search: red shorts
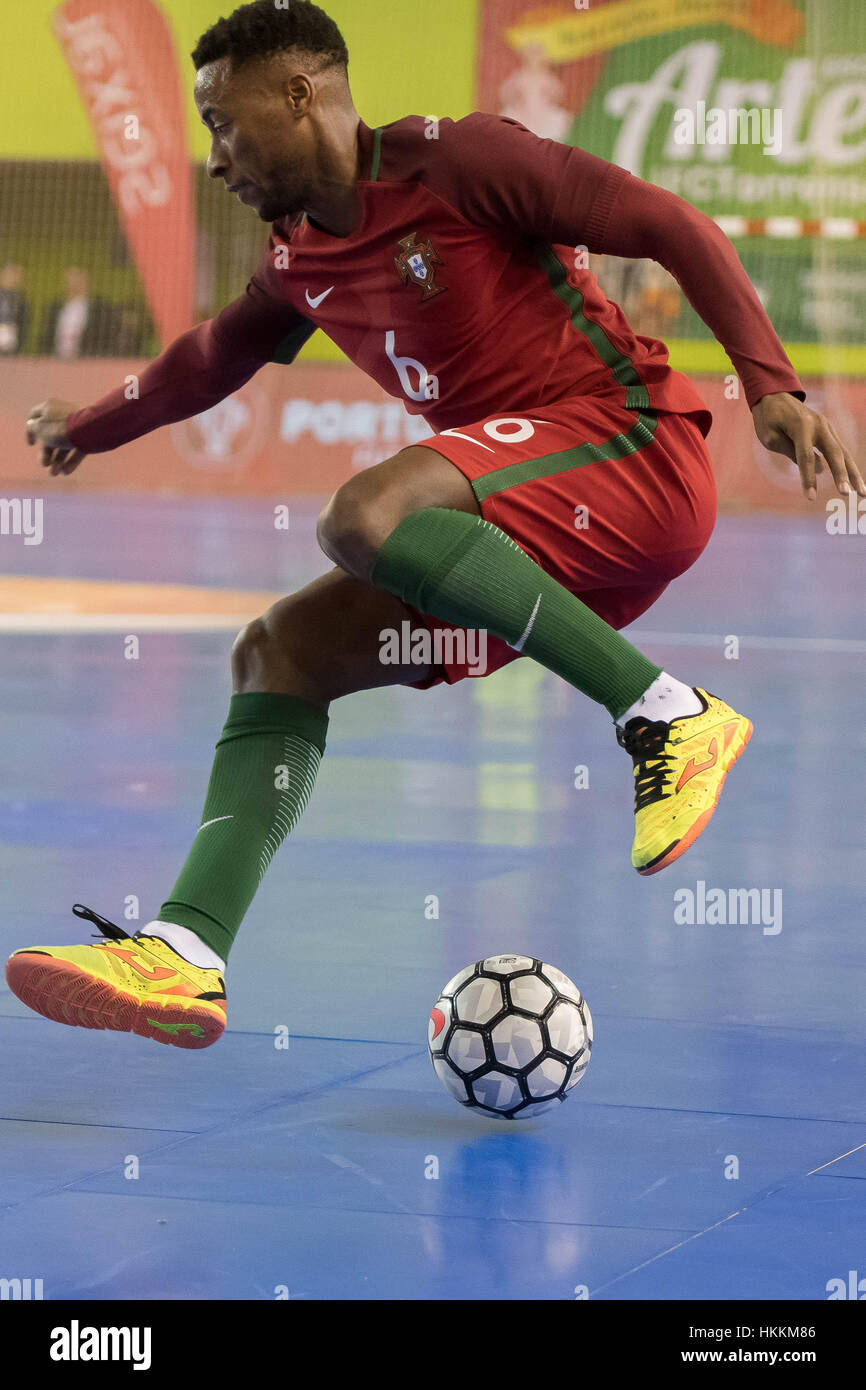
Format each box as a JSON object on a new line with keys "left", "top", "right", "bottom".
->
{"left": 403, "top": 397, "right": 716, "bottom": 687}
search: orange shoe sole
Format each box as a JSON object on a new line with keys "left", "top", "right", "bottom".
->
{"left": 636, "top": 717, "right": 754, "bottom": 877}
{"left": 5, "top": 953, "right": 225, "bottom": 1050}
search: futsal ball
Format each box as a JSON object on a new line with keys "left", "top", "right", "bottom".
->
{"left": 428, "top": 954, "right": 592, "bottom": 1120}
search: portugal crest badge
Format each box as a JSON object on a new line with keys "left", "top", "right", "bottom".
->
{"left": 394, "top": 232, "right": 446, "bottom": 302}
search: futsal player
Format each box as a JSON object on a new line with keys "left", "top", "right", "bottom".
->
{"left": 8, "top": 1, "right": 863, "bottom": 1048}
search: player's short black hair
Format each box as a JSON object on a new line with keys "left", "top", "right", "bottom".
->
{"left": 192, "top": 0, "right": 349, "bottom": 75}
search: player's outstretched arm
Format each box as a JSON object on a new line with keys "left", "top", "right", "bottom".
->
{"left": 26, "top": 268, "right": 314, "bottom": 478}
{"left": 422, "top": 116, "right": 862, "bottom": 505}
{"left": 592, "top": 175, "right": 863, "bottom": 501}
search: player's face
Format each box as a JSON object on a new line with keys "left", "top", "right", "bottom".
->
{"left": 195, "top": 58, "right": 316, "bottom": 223}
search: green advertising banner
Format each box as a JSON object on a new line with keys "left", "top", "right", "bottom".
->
{"left": 478, "top": 0, "right": 866, "bottom": 367}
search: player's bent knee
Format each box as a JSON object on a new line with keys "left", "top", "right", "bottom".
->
{"left": 316, "top": 482, "right": 375, "bottom": 577}
{"left": 232, "top": 597, "right": 349, "bottom": 698}
{"left": 317, "top": 446, "right": 478, "bottom": 578}
{"left": 317, "top": 470, "right": 409, "bottom": 578}
{"left": 233, "top": 608, "right": 314, "bottom": 682}
{"left": 231, "top": 616, "right": 271, "bottom": 685}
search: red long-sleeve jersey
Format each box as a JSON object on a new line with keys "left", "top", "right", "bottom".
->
{"left": 66, "top": 111, "right": 804, "bottom": 453}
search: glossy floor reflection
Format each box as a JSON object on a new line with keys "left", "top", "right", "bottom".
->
{"left": 1, "top": 497, "right": 864, "bottom": 1300}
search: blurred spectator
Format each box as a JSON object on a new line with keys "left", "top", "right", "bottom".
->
{"left": 589, "top": 255, "right": 683, "bottom": 338}
{"left": 113, "top": 305, "right": 149, "bottom": 356}
{"left": 633, "top": 260, "right": 682, "bottom": 338}
{"left": 39, "top": 267, "right": 115, "bottom": 358}
{"left": 589, "top": 254, "right": 642, "bottom": 320}
{"left": 0, "top": 263, "right": 30, "bottom": 354}
{"left": 499, "top": 44, "right": 572, "bottom": 142}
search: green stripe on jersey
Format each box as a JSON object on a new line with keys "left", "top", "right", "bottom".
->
{"left": 370, "top": 128, "right": 383, "bottom": 182}
{"left": 472, "top": 410, "right": 658, "bottom": 502}
{"left": 272, "top": 318, "right": 318, "bottom": 364}
{"left": 539, "top": 245, "right": 651, "bottom": 410}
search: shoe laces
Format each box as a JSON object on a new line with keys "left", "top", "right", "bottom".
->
{"left": 72, "top": 903, "right": 132, "bottom": 943}
{"left": 616, "top": 719, "right": 675, "bottom": 812}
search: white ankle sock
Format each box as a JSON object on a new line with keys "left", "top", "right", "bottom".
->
{"left": 142, "top": 921, "right": 226, "bottom": 974}
{"left": 618, "top": 672, "right": 703, "bottom": 727}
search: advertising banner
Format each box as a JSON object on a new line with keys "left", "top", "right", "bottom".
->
{"left": 0, "top": 357, "right": 862, "bottom": 515}
{"left": 477, "top": 0, "right": 866, "bottom": 347}
{"left": 53, "top": 0, "right": 195, "bottom": 346}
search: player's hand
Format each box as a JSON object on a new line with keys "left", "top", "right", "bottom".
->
{"left": 751, "top": 392, "right": 864, "bottom": 503}
{"left": 26, "top": 399, "right": 87, "bottom": 476}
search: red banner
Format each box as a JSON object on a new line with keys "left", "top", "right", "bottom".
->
{"left": 53, "top": 0, "right": 195, "bottom": 346}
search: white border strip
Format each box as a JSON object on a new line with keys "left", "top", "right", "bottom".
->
{"left": 0, "top": 620, "right": 862, "bottom": 651}
{"left": 0, "top": 615, "right": 247, "bottom": 632}
{"left": 630, "top": 629, "right": 866, "bottom": 654}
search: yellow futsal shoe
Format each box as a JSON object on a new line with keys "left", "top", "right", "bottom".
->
{"left": 5, "top": 904, "right": 226, "bottom": 1049}
{"left": 617, "top": 689, "right": 753, "bottom": 876}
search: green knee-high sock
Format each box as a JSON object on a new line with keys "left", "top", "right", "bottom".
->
{"left": 371, "top": 509, "right": 660, "bottom": 720}
{"left": 156, "top": 692, "right": 328, "bottom": 961}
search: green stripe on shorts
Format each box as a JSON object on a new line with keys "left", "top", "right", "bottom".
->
{"left": 471, "top": 409, "right": 658, "bottom": 503}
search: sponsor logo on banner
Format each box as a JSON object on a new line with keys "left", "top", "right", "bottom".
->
{"left": 278, "top": 397, "right": 432, "bottom": 470}
{"left": 169, "top": 386, "right": 430, "bottom": 474}
{"left": 170, "top": 384, "right": 268, "bottom": 471}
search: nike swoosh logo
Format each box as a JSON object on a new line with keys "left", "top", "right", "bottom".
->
{"left": 510, "top": 593, "right": 542, "bottom": 652}
{"left": 305, "top": 286, "right": 334, "bottom": 308}
{"left": 195, "top": 815, "right": 234, "bottom": 836}
{"left": 675, "top": 737, "right": 719, "bottom": 792}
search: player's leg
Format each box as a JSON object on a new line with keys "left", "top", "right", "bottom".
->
{"left": 145, "top": 569, "right": 437, "bottom": 967}
{"left": 228, "top": 566, "right": 439, "bottom": 700}
{"left": 318, "top": 422, "right": 692, "bottom": 725}
{"left": 319, "top": 404, "right": 751, "bottom": 874}
{"left": 5, "top": 571, "right": 437, "bottom": 1047}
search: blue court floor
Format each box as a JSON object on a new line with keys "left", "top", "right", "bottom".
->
{"left": 1, "top": 495, "right": 864, "bottom": 1300}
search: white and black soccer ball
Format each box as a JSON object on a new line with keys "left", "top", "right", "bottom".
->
{"left": 428, "top": 954, "right": 592, "bottom": 1120}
